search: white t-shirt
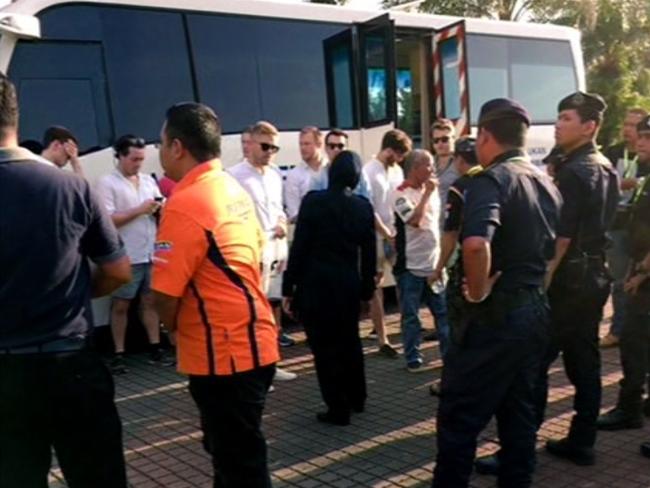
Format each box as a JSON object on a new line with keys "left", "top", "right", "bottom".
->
{"left": 392, "top": 184, "right": 441, "bottom": 276}
{"left": 96, "top": 169, "right": 161, "bottom": 264}
{"left": 363, "top": 158, "right": 404, "bottom": 234}
{"left": 284, "top": 158, "right": 328, "bottom": 221}
{"left": 228, "top": 161, "right": 287, "bottom": 234}
{"left": 228, "top": 161, "right": 288, "bottom": 300}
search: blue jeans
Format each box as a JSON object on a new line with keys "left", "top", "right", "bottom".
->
{"left": 396, "top": 271, "right": 450, "bottom": 365}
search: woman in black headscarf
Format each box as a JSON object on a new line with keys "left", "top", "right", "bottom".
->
{"left": 282, "top": 151, "right": 377, "bottom": 426}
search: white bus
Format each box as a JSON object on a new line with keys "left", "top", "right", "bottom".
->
{"left": 0, "top": 0, "right": 584, "bottom": 185}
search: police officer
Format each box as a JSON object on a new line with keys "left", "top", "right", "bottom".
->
{"left": 538, "top": 92, "right": 619, "bottom": 465}
{"left": 432, "top": 99, "right": 562, "bottom": 488}
{"left": 597, "top": 115, "right": 650, "bottom": 431}
{"left": 0, "top": 74, "right": 131, "bottom": 487}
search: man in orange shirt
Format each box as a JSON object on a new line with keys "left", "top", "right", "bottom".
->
{"left": 152, "top": 102, "right": 279, "bottom": 487}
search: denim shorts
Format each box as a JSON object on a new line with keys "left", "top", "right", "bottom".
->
{"left": 112, "top": 263, "right": 152, "bottom": 300}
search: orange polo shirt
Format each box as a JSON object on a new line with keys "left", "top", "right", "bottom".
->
{"left": 152, "top": 160, "right": 279, "bottom": 376}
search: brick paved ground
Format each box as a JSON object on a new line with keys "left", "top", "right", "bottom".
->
{"left": 50, "top": 305, "right": 650, "bottom": 487}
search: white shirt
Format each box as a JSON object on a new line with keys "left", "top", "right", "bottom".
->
{"left": 96, "top": 169, "right": 161, "bottom": 264}
{"left": 363, "top": 158, "right": 404, "bottom": 234}
{"left": 284, "top": 158, "right": 328, "bottom": 221}
{"left": 392, "top": 184, "right": 441, "bottom": 276}
{"left": 228, "top": 161, "right": 286, "bottom": 235}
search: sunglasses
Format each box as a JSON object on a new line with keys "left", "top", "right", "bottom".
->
{"left": 259, "top": 142, "right": 280, "bottom": 153}
{"left": 433, "top": 136, "right": 451, "bottom": 144}
{"left": 327, "top": 143, "right": 345, "bottom": 150}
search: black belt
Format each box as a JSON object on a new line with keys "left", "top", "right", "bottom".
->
{"left": 0, "top": 337, "right": 87, "bottom": 355}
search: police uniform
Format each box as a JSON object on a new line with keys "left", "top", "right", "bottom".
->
{"left": 536, "top": 92, "right": 620, "bottom": 462}
{"left": 597, "top": 115, "right": 650, "bottom": 430}
{"left": 432, "top": 99, "right": 562, "bottom": 488}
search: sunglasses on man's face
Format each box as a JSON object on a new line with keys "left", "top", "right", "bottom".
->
{"left": 433, "top": 136, "right": 451, "bottom": 144}
{"left": 259, "top": 142, "right": 280, "bottom": 153}
{"left": 327, "top": 143, "right": 345, "bottom": 150}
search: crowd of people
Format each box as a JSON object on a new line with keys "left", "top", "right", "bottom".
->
{"left": 1, "top": 65, "right": 650, "bottom": 488}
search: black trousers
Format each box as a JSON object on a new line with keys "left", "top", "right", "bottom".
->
{"left": 433, "top": 294, "right": 549, "bottom": 488}
{"left": 304, "top": 302, "right": 366, "bottom": 419}
{"left": 535, "top": 279, "right": 610, "bottom": 447}
{"left": 617, "top": 297, "right": 650, "bottom": 415}
{"left": 0, "top": 351, "right": 127, "bottom": 488}
{"left": 189, "top": 365, "right": 275, "bottom": 488}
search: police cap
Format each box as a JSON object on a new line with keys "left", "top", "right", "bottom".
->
{"left": 636, "top": 115, "right": 650, "bottom": 134}
{"left": 478, "top": 98, "right": 531, "bottom": 127}
{"left": 557, "top": 91, "right": 607, "bottom": 119}
{"left": 454, "top": 137, "right": 478, "bottom": 166}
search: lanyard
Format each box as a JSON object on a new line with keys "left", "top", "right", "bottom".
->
{"left": 631, "top": 175, "right": 650, "bottom": 205}
{"left": 623, "top": 148, "right": 638, "bottom": 179}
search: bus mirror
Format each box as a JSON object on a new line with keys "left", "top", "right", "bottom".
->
{"left": 0, "top": 14, "right": 40, "bottom": 40}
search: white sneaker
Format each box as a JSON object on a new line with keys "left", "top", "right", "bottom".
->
{"left": 268, "top": 385, "right": 275, "bottom": 393}
{"left": 274, "top": 367, "right": 297, "bottom": 381}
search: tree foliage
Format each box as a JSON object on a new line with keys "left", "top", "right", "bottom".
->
{"left": 382, "top": 0, "right": 650, "bottom": 145}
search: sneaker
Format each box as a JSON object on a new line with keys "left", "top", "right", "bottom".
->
{"left": 278, "top": 333, "right": 295, "bottom": 347}
{"left": 474, "top": 452, "right": 500, "bottom": 476}
{"left": 407, "top": 362, "right": 434, "bottom": 373}
{"left": 148, "top": 348, "right": 176, "bottom": 367}
{"left": 378, "top": 344, "right": 398, "bottom": 358}
{"left": 599, "top": 333, "right": 619, "bottom": 348}
{"left": 274, "top": 367, "right": 297, "bottom": 381}
{"left": 268, "top": 385, "right": 275, "bottom": 393}
{"left": 110, "top": 354, "right": 128, "bottom": 375}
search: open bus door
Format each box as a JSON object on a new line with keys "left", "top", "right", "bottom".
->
{"left": 323, "top": 13, "right": 396, "bottom": 159}
{"left": 432, "top": 20, "right": 470, "bottom": 137}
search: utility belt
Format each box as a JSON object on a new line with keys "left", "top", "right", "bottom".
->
{"left": 554, "top": 252, "right": 609, "bottom": 292}
{"left": 452, "top": 286, "right": 545, "bottom": 346}
{"left": 0, "top": 336, "right": 87, "bottom": 355}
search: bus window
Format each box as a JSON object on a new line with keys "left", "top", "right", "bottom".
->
{"left": 440, "top": 37, "right": 461, "bottom": 120}
{"left": 467, "top": 35, "right": 577, "bottom": 124}
{"left": 9, "top": 42, "right": 111, "bottom": 151}
{"left": 188, "top": 15, "right": 342, "bottom": 132}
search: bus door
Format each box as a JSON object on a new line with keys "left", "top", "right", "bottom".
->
{"left": 431, "top": 20, "right": 470, "bottom": 140}
{"left": 324, "top": 13, "right": 396, "bottom": 160}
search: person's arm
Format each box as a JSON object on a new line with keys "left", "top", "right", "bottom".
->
{"left": 284, "top": 169, "right": 301, "bottom": 223}
{"left": 435, "top": 231, "right": 459, "bottom": 275}
{"left": 281, "top": 195, "right": 315, "bottom": 315}
{"left": 544, "top": 168, "right": 582, "bottom": 289}
{"left": 64, "top": 140, "right": 85, "bottom": 178}
{"left": 461, "top": 177, "right": 501, "bottom": 302}
{"left": 360, "top": 203, "right": 378, "bottom": 301}
{"left": 151, "top": 208, "right": 207, "bottom": 332}
{"left": 405, "top": 180, "right": 436, "bottom": 228}
{"left": 79, "top": 185, "right": 132, "bottom": 296}
{"left": 112, "top": 200, "right": 160, "bottom": 228}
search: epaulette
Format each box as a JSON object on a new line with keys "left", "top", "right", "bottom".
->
{"left": 467, "top": 166, "right": 483, "bottom": 177}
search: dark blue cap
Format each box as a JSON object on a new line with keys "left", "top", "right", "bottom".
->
{"left": 558, "top": 91, "right": 606, "bottom": 115}
{"left": 478, "top": 98, "right": 531, "bottom": 127}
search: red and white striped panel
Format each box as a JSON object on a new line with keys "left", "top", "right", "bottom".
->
{"left": 433, "top": 22, "right": 470, "bottom": 136}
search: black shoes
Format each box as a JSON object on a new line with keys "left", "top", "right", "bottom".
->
{"left": 110, "top": 354, "right": 128, "bottom": 375}
{"left": 474, "top": 453, "right": 499, "bottom": 475}
{"left": 597, "top": 408, "right": 644, "bottom": 431}
{"left": 316, "top": 411, "right": 350, "bottom": 426}
{"left": 545, "top": 438, "right": 595, "bottom": 466}
{"left": 429, "top": 380, "right": 441, "bottom": 397}
{"left": 641, "top": 441, "right": 650, "bottom": 458}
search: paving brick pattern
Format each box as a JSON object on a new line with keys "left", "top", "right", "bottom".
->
{"left": 49, "top": 305, "right": 650, "bottom": 487}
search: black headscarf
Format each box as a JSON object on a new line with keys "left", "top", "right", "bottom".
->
{"left": 328, "top": 150, "right": 361, "bottom": 193}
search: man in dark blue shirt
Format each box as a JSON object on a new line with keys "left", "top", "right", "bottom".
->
{"left": 432, "top": 98, "right": 562, "bottom": 488}
{"left": 537, "top": 92, "right": 619, "bottom": 466}
{"left": 0, "top": 74, "right": 132, "bottom": 488}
